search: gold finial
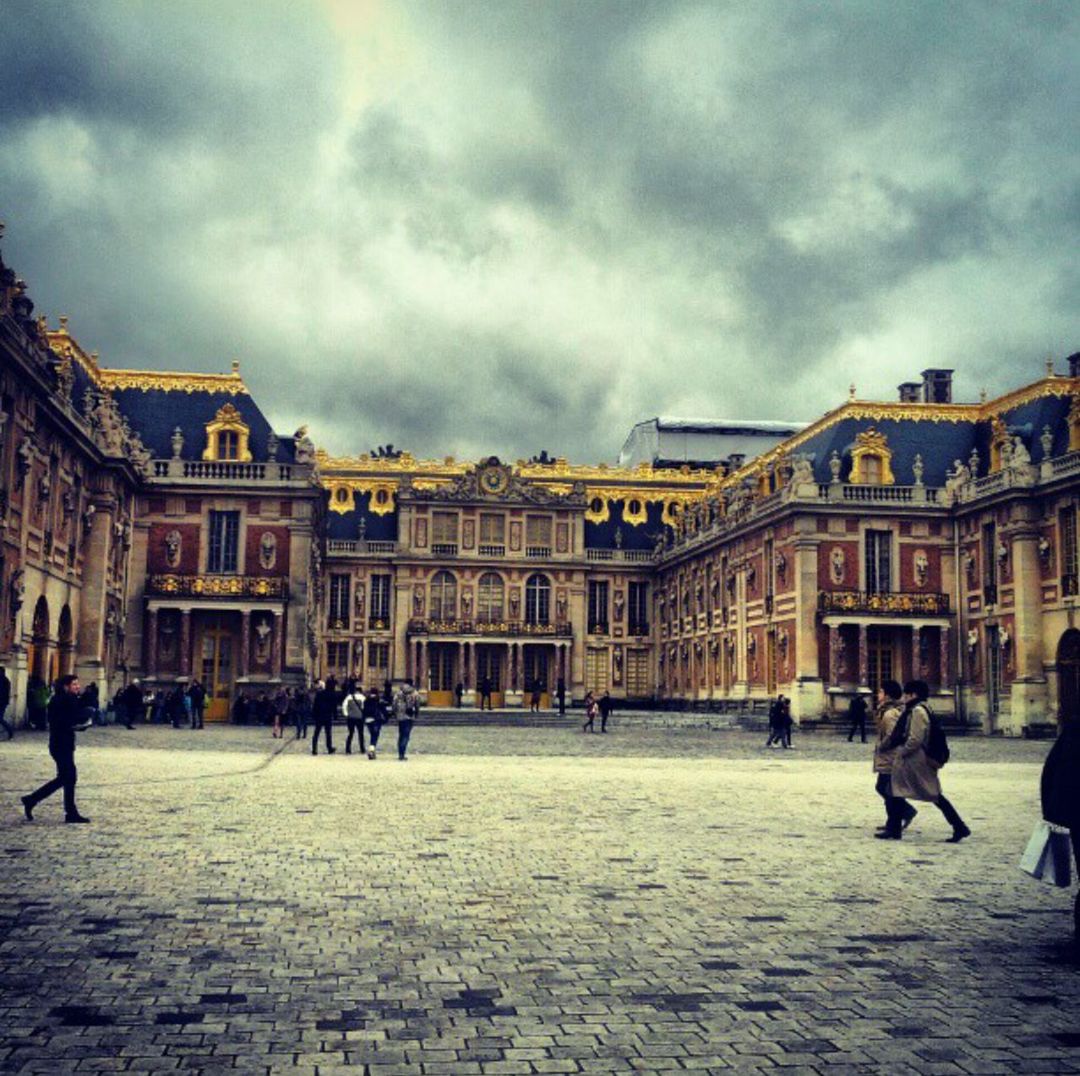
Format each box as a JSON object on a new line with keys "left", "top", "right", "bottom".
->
{"left": 849, "top": 383, "right": 856, "bottom": 401}
{"left": 980, "top": 387, "right": 987, "bottom": 404}
{"left": 58, "top": 315, "right": 69, "bottom": 332}
{"left": 231, "top": 359, "right": 240, "bottom": 376}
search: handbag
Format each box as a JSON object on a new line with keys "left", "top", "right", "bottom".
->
{"left": 1019, "top": 820, "right": 1073, "bottom": 888}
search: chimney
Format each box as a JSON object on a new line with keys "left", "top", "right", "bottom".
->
{"left": 898, "top": 382, "right": 921, "bottom": 403}
{"left": 921, "top": 368, "right": 954, "bottom": 404}
{"left": 728, "top": 453, "right": 746, "bottom": 470}
{"left": 1068, "top": 352, "right": 1080, "bottom": 379}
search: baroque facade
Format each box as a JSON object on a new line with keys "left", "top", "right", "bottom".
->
{"left": 3, "top": 232, "right": 1080, "bottom": 732}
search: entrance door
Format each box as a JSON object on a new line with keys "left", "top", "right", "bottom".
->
{"left": 866, "top": 626, "right": 894, "bottom": 697}
{"left": 586, "top": 647, "right": 609, "bottom": 694}
{"left": 626, "top": 648, "right": 650, "bottom": 698}
{"left": 197, "top": 614, "right": 238, "bottom": 721}
{"left": 522, "top": 645, "right": 550, "bottom": 708}
{"left": 427, "top": 642, "right": 456, "bottom": 707}
{"left": 765, "top": 631, "right": 777, "bottom": 695}
{"left": 1058, "top": 629, "right": 1080, "bottom": 724}
{"left": 987, "top": 626, "right": 1003, "bottom": 725}
{"left": 475, "top": 644, "right": 504, "bottom": 707}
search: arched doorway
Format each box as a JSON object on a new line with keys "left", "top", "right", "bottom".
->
{"left": 57, "top": 605, "right": 74, "bottom": 677}
{"left": 28, "top": 596, "right": 51, "bottom": 684}
{"left": 1057, "top": 629, "right": 1080, "bottom": 724}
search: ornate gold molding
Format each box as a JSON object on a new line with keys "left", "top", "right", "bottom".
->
{"left": 849, "top": 427, "right": 895, "bottom": 485}
{"left": 328, "top": 480, "right": 398, "bottom": 515}
{"left": 203, "top": 403, "right": 253, "bottom": 462}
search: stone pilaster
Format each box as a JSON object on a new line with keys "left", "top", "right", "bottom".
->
{"left": 75, "top": 481, "right": 115, "bottom": 694}
{"left": 1006, "top": 502, "right": 1050, "bottom": 731}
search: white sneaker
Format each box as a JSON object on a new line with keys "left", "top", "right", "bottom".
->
{"left": 367, "top": 747, "right": 376, "bottom": 760}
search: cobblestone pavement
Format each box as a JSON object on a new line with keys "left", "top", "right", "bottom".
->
{"left": 0, "top": 723, "right": 1077, "bottom": 1075}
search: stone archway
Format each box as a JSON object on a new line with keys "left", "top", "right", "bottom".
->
{"left": 57, "top": 604, "right": 74, "bottom": 677}
{"left": 29, "top": 596, "right": 51, "bottom": 683}
{"left": 1057, "top": 629, "right": 1080, "bottom": 724}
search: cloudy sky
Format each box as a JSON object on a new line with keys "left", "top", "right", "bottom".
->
{"left": 1, "top": 1, "right": 1078, "bottom": 463}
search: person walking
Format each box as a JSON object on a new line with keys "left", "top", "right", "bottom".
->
{"left": 778, "top": 696, "right": 794, "bottom": 748}
{"left": 271, "top": 686, "right": 289, "bottom": 739}
{"left": 394, "top": 680, "right": 420, "bottom": 760}
{"left": 765, "top": 693, "right": 785, "bottom": 748}
{"left": 189, "top": 679, "right": 206, "bottom": 729}
{"left": 344, "top": 685, "right": 367, "bottom": 754}
{"left": 119, "top": 680, "right": 142, "bottom": 729}
{"left": 871, "top": 679, "right": 917, "bottom": 836}
{"left": 310, "top": 679, "right": 337, "bottom": 755}
{"left": 846, "top": 693, "right": 869, "bottom": 743}
{"left": 291, "top": 687, "right": 311, "bottom": 740}
{"left": 582, "top": 691, "right": 598, "bottom": 733}
{"left": 556, "top": 677, "right": 566, "bottom": 716}
{"left": 21, "top": 674, "right": 91, "bottom": 823}
{"left": 1041, "top": 718, "right": 1080, "bottom": 936}
{"left": 0, "top": 667, "right": 14, "bottom": 739}
{"left": 599, "top": 691, "right": 613, "bottom": 733}
{"left": 479, "top": 675, "right": 493, "bottom": 711}
{"left": 363, "top": 686, "right": 383, "bottom": 759}
{"left": 882, "top": 680, "right": 970, "bottom": 842}
{"left": 454, "top": 681, "right": 464, "bottom": 708}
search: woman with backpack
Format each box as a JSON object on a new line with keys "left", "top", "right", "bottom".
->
{"left": 882, "top": 680, "right": 971, "bottom": 843}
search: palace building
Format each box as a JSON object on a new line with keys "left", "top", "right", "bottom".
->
{"left": 2, "top": 231, "right": 1079, "bottom": 732}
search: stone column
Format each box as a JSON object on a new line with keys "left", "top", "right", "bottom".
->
{"left": 1007, "top": 503, "right": 1050, "bottom": 730}
{"left": 828, "top": 624, "right": 841, "bottom": 688}
{"left": 912, "top": 625, "right": 922, "bottom": 681}
{"left": 270, "top": 611, "right": 282, "bottom": 679}
{"left": 75, "top": 482, "right": 116, "bottom": 693}
{"left": 145, "top": 608, "right": 158, "bottom": 678}
{"left": 790, "top": 520, "right": 823, "bottom": 720}
{"left": 239, "top": 612, "right": 250, "bottom": 679}
{"left": 857, "top": 623, "right": 869, "bottom": 689}
{"left": 179, "top": 610, "right": 191, "bottom": 678}
{"left": 939, "top": 626, "right": 950, "bottom": 691}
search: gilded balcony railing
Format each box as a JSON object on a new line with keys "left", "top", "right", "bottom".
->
{"left": 146, "top": 574, "right": 288, "bottom": 599}
{"left": 818, "top": 590, "right": 950, "bottom": 616}
{"left": 408, "top": 618, "right": 573, "bottom": 637}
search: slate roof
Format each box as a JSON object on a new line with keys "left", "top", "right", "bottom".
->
{"left": 326, "top": 499, "right": 399, "bottom": 542}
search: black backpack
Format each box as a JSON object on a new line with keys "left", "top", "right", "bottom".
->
{"left": 922, "top": 703, "right": 950, "bottom": 767}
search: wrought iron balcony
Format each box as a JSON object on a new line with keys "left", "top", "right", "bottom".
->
{"left": 408, "top": 618, "right": 573, "bottom": 637}
{"left": 146, "top": 574, "right": 288, "bottom": 600}
{"left": 818, "top": 590, "right": 950, "bottom": 617}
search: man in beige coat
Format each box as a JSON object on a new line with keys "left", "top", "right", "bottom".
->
{"left": 884, "top": 680, "right": 970, "bottom": 843}
{"left": 872, "top": 679, "right": 917, "bottom": 836}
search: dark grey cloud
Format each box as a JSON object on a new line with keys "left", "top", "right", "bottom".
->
{"left": 1, "top": 0, "right": 1078, "bottom": 463}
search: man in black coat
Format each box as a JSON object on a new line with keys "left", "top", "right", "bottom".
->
{"left": 846, "top": 693, "right": 869, "bottom": 743}
{"left": 21, "top": 674, "right": 90, "bottom": 823}
{"left": 1041, "top": 720, "right": 1080, "bottom": 935}
{"left": 310, "top": 679, "right": 337, "bottom": 755}
{"left": 0, "top": 667, "right": 12, "bottom": 739}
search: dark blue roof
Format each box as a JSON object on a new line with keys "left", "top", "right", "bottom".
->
{"left": 326, "top": 494, "right": 399, "bottom": 541}
{"left": 585, "top": 499, "right": 668, "bottom": 550}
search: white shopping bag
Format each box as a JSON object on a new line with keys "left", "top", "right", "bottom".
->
{"left": 1020, "top": 820, "right": 1073, "bottom": 888}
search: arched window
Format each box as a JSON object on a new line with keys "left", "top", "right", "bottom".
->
{"left": 477, "top": 572, "right": 504, "bottom": 623}
{"left": 429, "top": 570, "right": 457, "bottom": 622}
{"left": 525, "top": 573, "right": 551, "bottom": 625}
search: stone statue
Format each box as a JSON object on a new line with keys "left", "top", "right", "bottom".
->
{"left": 913, "top": 549, "right": 929, "bottom": 587}
{"left": 1041, "top": 425, "right": 1054, "bottom": 459}
{"left": 293, "top": 426, "right": 315, "bottom": 465}
{"left": 164, "top": 529, "right": 182, "bottom": 568}
{"left": 259, "top": 531, "right": 277, "bottom": 570}
{"left": 462, "top": 590, "right": 473, "bottom": 616}
{"left": 413, "top": 585, "right": 425, "bottom": 616}
{"left": 254, "top": 616, "right": 272, "bottom": 661}
{"left": 912, "top": 453, "right": 924, "bottom": 486}
{"left": 790, "top": 455, "right": 814, "bottom": 486}
{"left": 556, "top": 594, "right": 568, "bottom": 621}
{"left": 354, "top": 582, "right": 365, "bottom": 613}
{"left": 830, "top": 546, "right": 846, "bottom": 585}
{"left": 613, "top": 591, "right": 625, "bottom": 620}
{"left": 1010, "top": 435, "right": 1031, "bottom": 468}
{"left": 266, "top": 431, "right": 279, "bottom": 461}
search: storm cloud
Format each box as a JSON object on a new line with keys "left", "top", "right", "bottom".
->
{"left": 1, "top": 0, "right": 1077, "bottom": 462}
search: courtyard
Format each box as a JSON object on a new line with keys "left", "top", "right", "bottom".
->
{"left": 0, "top": 723, "right": 1077, "bottom": 1075}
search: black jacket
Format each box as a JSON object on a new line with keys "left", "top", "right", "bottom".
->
{"left": 48, "top": 689, "right": 85, "bottom": 754}
{"left": 1042, "top": 723, "right": 1080, "bottom": 829}
{"left": 312, "top": 687, "right": 338, "bottom": 721}
{"left": 0, "top": 674, "right": 10, "bottom": 710}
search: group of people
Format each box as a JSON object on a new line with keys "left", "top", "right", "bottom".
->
{"left": 766, "top": 695, "right": 794, "bottom": 748}
{"left": 582, "top": 690, "right": 614, "bottom": 732}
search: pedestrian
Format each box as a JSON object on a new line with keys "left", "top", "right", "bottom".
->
{"left": 883, "top": 680, "right": 970, "bottom": 842}
{"left": 479, "top": 675, "right": 493, "bottom": 711}
{"left": 582, "top": 690, "right": 597, "bottom": 733}
{"left": 871, "top": 679, "right": 917, "bottom": 836}
{"left": 1041, "top": 718, "right": 1080, "bottom": 936}
{"left": 530, "top": 678, "right": 542, "bottom": 713}
{"left": 0, "top": 666, "right": 14, "bottom": 739}
{"left": 556, "top": 676, "right": 566, "bottom": 716}
{"left": 27, "top": 675, "right": 49, "bottom": 730}
{"left": 271, "top": 686, "right": 288, "bottom": 739}
{"left": 765, "top": 693, "right": 785, "bottom": 747}
{"left": 189, "top": 679, "right": 206, "bottom": 729}
{"left": 311, "top": 679, "right": 337, "bottom": 755}
{"left": 182, "top": 686, "right": 194, "bottom": 728}
{"left": 394, "top": 679, "right": 420, "bottom": 760}
{"left": 81, "top": 682, "right": 103, "bottom": 727}
{"left": 344, "top": 684, "right": 366, "bottom": 754}
{"left": 168, "top": 687, "right": 187, "bottom": 728}
{"left": 599, "top": 690, "right": 613, "bottom": 733}
{"left": 152, "top": 689, "right": 167, "bottom": 724}
{"left": 255, "top": 692, "right": 272, "bottom": 728}
{"left": 454, "top": 681, "right": 464, "bottom": 708}
{"left": 20, "top": 674, "right": 91, "bottom": 824}
{"left": 363, "top": 686, "right": 383, "bottom": 759}
{"left": 120, "top": 680, "right": 142, "bottom": 729}
{"left": 846, "top": 693, "right": 869, "bottom": 743}
{"left": 291, "top": 687, "right": 311, "bottom": 740}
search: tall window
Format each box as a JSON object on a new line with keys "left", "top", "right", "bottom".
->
{"left": 588, "top": 580, "right": 609, "bottom": 633}
{"left": 1061, "top": 509, "right": 1078, "bottom": 597}
{"left": 628, "top": 581, "right": 649, "bottom": 635}
{"left": 982, "top": 522, "right": 998, "bottom": 604}
{"left": 369, "top": 574, "right": 391, "bottom": 627}
{"left": 763, "top": 538, "right": 775, "bottom": 613}
{"left": 479, "top": 513, "right": 505, "bottom": 546}
{"left": 477, "top": 572, "right": 504, "bottom": 622}
{"left": 864, "top": 529, "right": 892, "bottom": 594}
{"left": 216, "top": 430, "right": 240, "bottom": 461}
{"left": 207, "top": 510, "right": 240, "bottom": 574}
{"left": 367, "top": 641, "right": 389, "bottom": 673}
{"left": 526, "top": 515, "right": 552, "bottom": 554}
{"left": 525, "top": 573, "right": 551, "bottom": 625}
{"left": 328, "top": 574, "right": 351, "bottom": 630}
{"left": 429, "top": 570, "right": 457, "bottom": 621}
{"left": 326, "top": 641, "right": 350, "bottom": 675}
{"left": 432, "top": 511, "right": 458, "bottom": 544}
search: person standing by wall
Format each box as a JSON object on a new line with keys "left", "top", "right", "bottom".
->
{"left": 847, "top": 693, "right": 869, "bottom": 743}
{"left": 21, "top": 674, "right": 91, "bottom": 824}
{"left": 0, "top": 667, "right": 13, "bottom": 739}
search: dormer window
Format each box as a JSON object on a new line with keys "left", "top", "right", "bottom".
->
{"left": 202, "top": 403, "right": 253, "bottom": 463}
{"left": 849, "top": 428, "right": 895, "bottom": 485}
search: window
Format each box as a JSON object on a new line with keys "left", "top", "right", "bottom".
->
{"left": 628, "top": 581, "right": 649, "bottom": 635}
{"left": 525, "top": 573, "right": 551, "bottom": 625}
{"left": 432, "top": 511, "right": 458, "bottom": 544}
{"left": 982, "top": 522, "right": 998, "bottom": 604}
{"left": 207, "top": 510, "right": 240, "bottom": 574}
{"left": 367, "top": 641, "right": 389, "bottom": 671}
{"left": 326, "top": 641, "right": 350, "bottom": 675}
{"left": 588, "top": 580, "right": 609, "bottom": 633}
{"left": 429, "top": 570, "right": 457, "bottom": 621}
{"left": 861, "top": 455, "right": 882, "bottom": 484}
{"left": 626, "top": 648, "right": 650, "bottom": 696}
{"left": 864, "top": 529, "right": 891, "bottom": 594}
{"left": 526, "top": 515, "right": 552, "bottom": 555}
{"left": 585, "top": 647, "right": 609, "bottom": 693}
{"left": 477, "top": 572, "right": 504, "bottom": 622}
{"left": 369, "top": 574, "right": 391, "bottom": 628}
{"left": 763, "top": 538, "right": 774, "bottom": 615}
{"left": 216, "top": 430, "right": 239, "bottom": 461}
{"left": 480, "top": 513, "right": 505, "bottom": 545}
{"left": 1061, "top": 509, "right": 1078, "bottom": 597}
{"left": 328, "top": 574, "right": 350, "bottom": 630}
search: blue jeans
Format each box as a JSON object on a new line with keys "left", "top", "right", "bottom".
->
{"left": 397, "top": 719, "right": 414, "bottom": 759}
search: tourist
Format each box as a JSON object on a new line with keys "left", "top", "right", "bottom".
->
{"left": 394, "top": 679, "right": 420, "bottom": 760}
{"left": 188, "top": 679, "right": 206, "bottom": 729}
{"left": 363, "top": 686, "right": 383, "bottom": 759}
{"left": 871, "top": 679, "right": 917, "bottom": 836}
{"left": 479, "top": 675, "right": 493, "bottom": 711}
{"left": 310, "top": 679, "right": 337, "bottom": 755}
{"left": 271, "top": 686, "right": 288, "bottom": 739}
{"left": 232, "top": 691, "right": 249, "bottom": 725}
{"left": 81, "top": 682, "right": 103, "bottom": 727}
{"left": 1041, "top": 718, "right": 1080, "bottom": 935}
{"left": 344, "top": 684, "right": 366, "bottom": 754}
{"left": 846, "top": 692, "right": 869, "bottom": 743}
{"left": 885, "top": 680, "right": 970, "bottom": 842}
{"left": 530, "top": 678, "right": 542, "bottom": 713}
{"left": 291, "top": 687, "right": 311, "bottom": 740}
{"left": 779, "top": 696, "right": 794, "bottom": 749}
{"left": 20, "top": 674, "right": 91, "bottom": 824}
{"left": 0, "top": 667, "right": 12, "bottom": 739}
{"left": 599, "top": 690, "right": 613, "bottom": 733}
{"left": 454, "top": 681, "right": 464, "bottom": 708}
{"left": 765, "top": 693, "right": 785, "bottom": 748}
{"left": 582, "top": 691, "right": 598, "bottom": 732}
{"left": 556, "top": 676, "right": 566, "bottom": 715}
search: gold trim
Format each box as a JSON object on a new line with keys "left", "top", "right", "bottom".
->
{"left": 849, "top": 428, "right": 895, "bottom": 485}
{"left": 584, "top": 495, "right": 611, "bottom": 524}
{"left": 328, "top": 479, "right": 398, "bottom": 516}
{"left": 203, "top": 403, "right": 253, "bottom": 463}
